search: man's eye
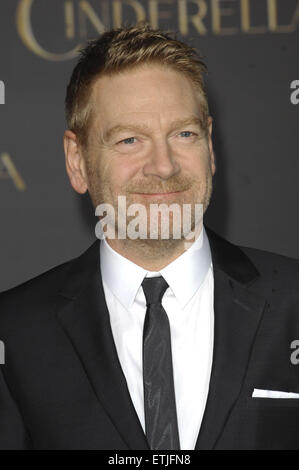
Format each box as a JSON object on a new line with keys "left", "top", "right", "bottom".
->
{"left": 179, "top": 131, "right": 195, "bottom": 138}
{"left": 118, "top": 137, "right": 137, "bottom": 145}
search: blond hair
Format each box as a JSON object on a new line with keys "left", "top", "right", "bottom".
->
{"left": 65, "top": 22, "right": 209, "bottom": 148}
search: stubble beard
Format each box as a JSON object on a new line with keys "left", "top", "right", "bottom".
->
{"left": 86, "top": 163, "right": 213, "bottom": 261}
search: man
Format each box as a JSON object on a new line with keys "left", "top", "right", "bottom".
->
{"left": 1, "top": 23, "right": 299, "bottom": 450}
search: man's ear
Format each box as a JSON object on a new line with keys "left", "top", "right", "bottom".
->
{"left": 63, "top": 130, "right": 88, "bottom": 194}
{"left": 207, "top": 116, "right": 216, "bottom": 176}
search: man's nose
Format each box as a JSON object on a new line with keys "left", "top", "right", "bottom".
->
{"left": 142, "top": 139, "right": 180, "bottom": 180}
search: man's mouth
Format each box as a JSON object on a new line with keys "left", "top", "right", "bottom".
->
{"left": 133, "top": 190, "right": 186, "bottom": 197}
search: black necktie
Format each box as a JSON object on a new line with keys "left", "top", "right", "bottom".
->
{"left": 141, "top": 275, "right": 181, "bottom": 450}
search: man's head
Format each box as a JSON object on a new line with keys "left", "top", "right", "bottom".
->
{"left": 64, "top": 23, "right": 216, "bottom": 256}
{"left": 65, "top": 23, "right": 210, "bottom": 149}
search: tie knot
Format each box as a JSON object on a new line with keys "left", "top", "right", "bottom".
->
{"left": 141, "top": 276, "right": 169, "bottom": 306}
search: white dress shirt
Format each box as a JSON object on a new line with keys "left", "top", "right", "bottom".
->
{"left": 100, "top": 226, "right": 214, "bottom": 450}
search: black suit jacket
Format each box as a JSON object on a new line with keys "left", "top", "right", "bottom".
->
{"left": 0, "top": 225, "right": 299, "bottom": 450}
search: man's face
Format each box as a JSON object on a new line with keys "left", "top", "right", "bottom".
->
{"left": 80, "top": 64, "right": 215, "bottom": 242}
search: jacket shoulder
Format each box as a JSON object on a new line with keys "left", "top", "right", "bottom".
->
{"left": 0, "top": 240, "right": 98, "bottom": 326}
{"left": 239, "top": 243, "right": 299, "bottom": 287}
{"left": 240, "top": 243, "right": 299, "bottom": 270}
{"left": 205, "top": 225, "right": 299, "bottom": 287}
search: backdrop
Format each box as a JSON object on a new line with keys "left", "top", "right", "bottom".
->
{"left": 0, "top": 0, "right": 298, "bottom": 292}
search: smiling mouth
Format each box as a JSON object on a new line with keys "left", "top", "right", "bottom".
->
{"left": 133, "top": 190, "right": 185, "bottom": 196}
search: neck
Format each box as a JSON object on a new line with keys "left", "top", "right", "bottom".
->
{"left": 105, "top": 225, "right": 202, "bottom": 271}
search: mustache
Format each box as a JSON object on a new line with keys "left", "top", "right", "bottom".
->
{"left": 124, "top": 177, "right": 195, "bottom": 194}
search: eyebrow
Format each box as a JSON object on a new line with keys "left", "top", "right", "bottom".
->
{"left": 102, "top": 116, "right": 203, "bottom": 142}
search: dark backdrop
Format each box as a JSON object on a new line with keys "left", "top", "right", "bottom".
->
{"left": 0, "top": 0, "right": 298, "bottom": 292}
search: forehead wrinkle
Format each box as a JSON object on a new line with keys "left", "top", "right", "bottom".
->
{"left": 103, "top": 114, "right": 203, "bottom": 142}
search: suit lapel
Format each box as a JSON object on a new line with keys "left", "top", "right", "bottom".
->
{"left": 53, "top": 227, "right": 268, "bottom": 451}
{"left": 195, "top": 227, "right": 268, "bottom": 449}
{"left": 55, "top": 240, "right": 149, "bottom": 450}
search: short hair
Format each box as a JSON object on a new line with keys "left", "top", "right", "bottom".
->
{"left": 65, "top": 22, "right": 209, "bottom": 148}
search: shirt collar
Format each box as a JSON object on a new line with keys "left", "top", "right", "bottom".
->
{"left": 100, "top": 225, "right": 212, "bottom": 310}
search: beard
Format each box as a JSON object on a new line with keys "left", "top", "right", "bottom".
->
{"left": 85, "top": 156, "right": 213, "bottom": 254}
